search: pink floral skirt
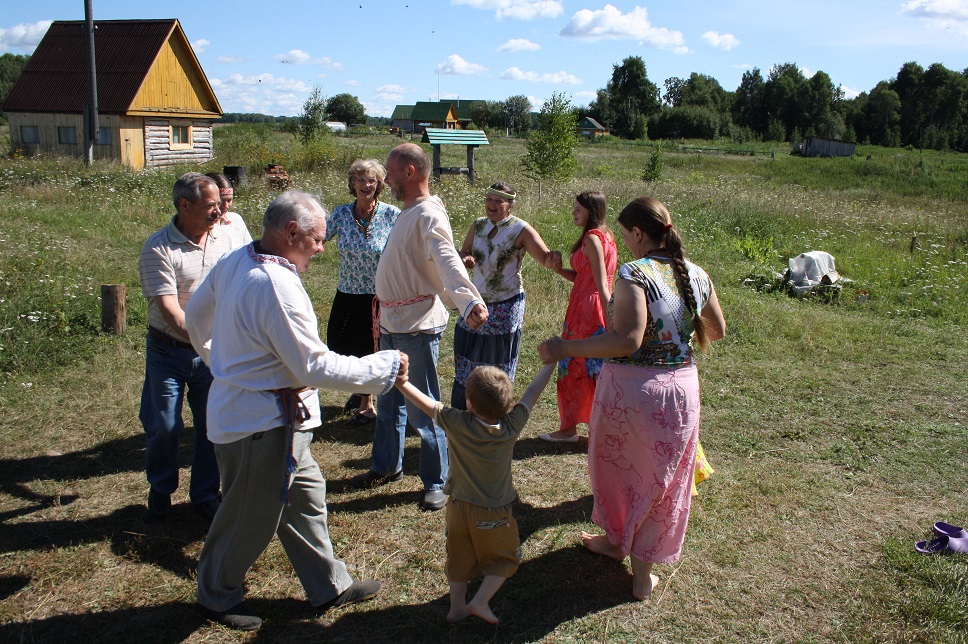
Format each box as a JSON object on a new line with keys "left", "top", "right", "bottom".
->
{"left": 588, "top": 362, "right": 700, "bottom": 563}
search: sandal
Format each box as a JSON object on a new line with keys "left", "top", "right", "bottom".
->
{"left": 343, "top": 394, "right": 362, "bottom": 414}
{"left": 915, "top": 535, "right": 968, "bottom": 554}
{"left": 347, "top": 412, "right": 376, "bottom": 427}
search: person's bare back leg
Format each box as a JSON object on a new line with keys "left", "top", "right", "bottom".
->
{"left": 630, "top": 556, "right": 659, "bottom": 600}
{"left": 447, "top": 581, "right": 470, "bottom": 623}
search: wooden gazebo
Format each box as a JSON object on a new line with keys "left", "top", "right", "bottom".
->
{"left": 420, "top": 128, "right": 489, "bottom": 185}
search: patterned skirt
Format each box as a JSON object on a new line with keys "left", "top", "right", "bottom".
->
{"left": 588, "top": 362, "right": 701, "bottom": 564}
{"left": 450, "top": 292, "right": 526, "bottom": 409}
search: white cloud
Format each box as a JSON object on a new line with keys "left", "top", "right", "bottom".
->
{"left": 559, "top": 4, "right": 687, "bottom": 51}
{"left": 452, "top": 0, "right": 564, "bottom": 20}
{"left": 573, "top": 90, "right": 597, "bottom": 102}
{"left": 699, "top": 31, "right": 739, "bottom": 50}
{"left": 903, "top": 0, "right": 968, "bottom": 34}
{"left": 274, "top": 49, "right": 343, "bottom": 69}
{"left": 375, "top": 84, "right": 407, "bottom": 102}
{"left": 217, "top": 55, "right": 248, "bottom": 64}
{"left": 344, "top": 79, "right": 363, "bottom": 87}
{"left": 501, "top": 66, "right": 581, "bottom": 84}
{"left": 498, "top": 38, "right": 541, "bottom": 52}
{"left": 191, "top": 38, "right": 210, "bottom": 53}
{"left": 0, "top": 20, "right": 52, "bottom": 52}
{"left": 841, "top": 85, "right": 861, "bottom": 99}
{"left": 437, "top": 54, "right": 487, "bottom": 75}
{"left": 210, "top": 73, "right": 314, "bottom": 115}
{"left": 903, "top": 0, "right": 968, "bottom": 21}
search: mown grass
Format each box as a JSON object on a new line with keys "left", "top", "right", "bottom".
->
{"left": 0, "top": 133, "right": 965, "bottom": 642}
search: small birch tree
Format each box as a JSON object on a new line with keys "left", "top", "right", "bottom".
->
{"left": 521, "top": 92, "right": 578, "bottom": 199}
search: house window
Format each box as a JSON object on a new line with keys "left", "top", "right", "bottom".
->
{"left": 58, "top": 126, "right": 78, "bottom": 145}
{"left": 20, "top": 126, "right": 39, "bottom": 144}
{"left": 95, "top": 127, "right": 112, "bottom": 146}
{"left": 170, "top": 124, "right": 192, "bottom": 149}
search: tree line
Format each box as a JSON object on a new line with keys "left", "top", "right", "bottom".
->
{"left": 577, "top": 56, "right": 968, "bottom": 151}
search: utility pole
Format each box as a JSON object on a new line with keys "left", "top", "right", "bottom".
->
{"left": 83, "top": 0, "right": 99, "bottom": 164}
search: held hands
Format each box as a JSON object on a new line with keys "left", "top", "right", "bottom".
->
{"left": 462, "top": 254, "right": 476, "bottom": 269}
{"left": 548, "top": 250, "right": 563, "bottom": 272}
{"left": 538, "top": 337, "right": 566, "bottom": 364}
{"left": 465, "top": 303, "right": 489, "bottom": 330}
{"left": 394, "top": 350, "right": 409, "bottom": 386}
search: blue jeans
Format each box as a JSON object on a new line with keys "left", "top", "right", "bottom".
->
{"left": 373, "top": 331, "right": 447, "bottom": 490}
{"left": 138, "top": 334, "right": 219, "bottom": 504}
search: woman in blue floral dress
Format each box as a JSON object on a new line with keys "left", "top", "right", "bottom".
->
{"left": 326, "top": 159, "right": 401, "bottom": 424}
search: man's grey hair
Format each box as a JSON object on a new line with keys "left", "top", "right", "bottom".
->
{"left": 262, "top": 190, "right": 327, "bottom": 235}
{"left": 172, "top": 172, "right": 217, "bottom": 209}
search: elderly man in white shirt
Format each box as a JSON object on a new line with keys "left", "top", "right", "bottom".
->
{"left": 350, "top": 143, "right": 487, "bottom": 511}
{"left": 185, "top": 190, "right": 408, "bottom": 632}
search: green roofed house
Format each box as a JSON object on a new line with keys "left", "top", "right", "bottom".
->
{"left": 391, "top": 99, "right": 489, "bottom": 134}
{"left": 577, "top": 116, "right": 609, "bottom": 138}
{"left": 390, "top": 104, "right": 415, "bottom": 133}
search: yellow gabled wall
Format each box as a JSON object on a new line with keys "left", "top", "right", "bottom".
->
{"left": 130, "top": 34, "right": 218, "bottom": 113}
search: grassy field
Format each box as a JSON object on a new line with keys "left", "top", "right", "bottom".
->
{"left": 0, "top": 131, "right": 966, "bottom": 642}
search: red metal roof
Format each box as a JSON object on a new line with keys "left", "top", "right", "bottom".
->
{"left": 2, "top": 19, "right": 216, "bottom": 115}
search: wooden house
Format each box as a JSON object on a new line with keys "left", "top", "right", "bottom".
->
{"left": 2, "top": 19, "right": 222, "bottom": 170}
{"left": 409, "top": 101, "right": 459, "bottom": 132}
{"left": 577, "top": 116, "right": 608, "bottom": 138}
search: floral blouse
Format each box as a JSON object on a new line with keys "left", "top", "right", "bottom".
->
{"left": 325, "top": 201, "right": 401, "bottom": 294}
{"left": 607, "top": 256, "right": 713, "bottom": 367}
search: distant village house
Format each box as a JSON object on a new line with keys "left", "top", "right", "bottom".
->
{"left": 2, "top": 19, "right": 222, "bottom": 170}
{"left": 577, "top": 116, "right": 608, "bottom": 138}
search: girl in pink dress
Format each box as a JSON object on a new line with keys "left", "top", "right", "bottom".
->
{"left": 539, "top": 196, "right": 726, "bottom": 600}
{"left": 540, "top": 191, "right": 617, "bottom": 443}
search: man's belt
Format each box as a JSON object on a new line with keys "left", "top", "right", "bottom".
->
{"left": 148, "top": 326, "right": 194, "bottom": 351}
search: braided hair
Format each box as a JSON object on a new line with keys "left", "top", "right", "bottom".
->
{"left": 617, "top": 196, "right": 710, "bottom": 352}
{"left": 570, "top": 190, "right": 609, "bottom": 256}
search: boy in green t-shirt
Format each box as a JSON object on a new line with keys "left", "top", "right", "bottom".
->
{"left": 396, "top": 362, "right": 555, "bottom": 625}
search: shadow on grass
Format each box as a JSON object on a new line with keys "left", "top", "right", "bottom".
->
{"left": 0, "top": 601, "right": 203, "bottom": 643}
{"left": 0, "top": 433, "right": 145, "bottom": 522}
{"left": 0, "top": 547, "right": 634, "bottom": 642}
{"left": 0, "top": 503, "right": 210, "bottom": 580}
{"left": 315, "top": 544, "right": 634, "bottom": 642}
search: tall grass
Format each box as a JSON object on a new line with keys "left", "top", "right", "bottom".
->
{"left": 0, "top": 132, "right": 965, "bottom": 641}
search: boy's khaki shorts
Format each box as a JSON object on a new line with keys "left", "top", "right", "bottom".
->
{"left": 445, "top": 497, "right": 521, "bottom": 581}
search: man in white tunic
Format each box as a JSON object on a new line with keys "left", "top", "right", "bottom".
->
{"left": 186, "top": 191, "right": 408, "bottom": 631}
{"left": 350, "top": 143, "right": 487, "bottom": 511}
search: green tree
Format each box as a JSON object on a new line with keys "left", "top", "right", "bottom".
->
{"left": 300, "top": 84, "right": 327, "bottom": 142}
{"left": 732, "top": 67, "right": 767, "bottom": 137}
{"left": 325, "top": 93, "right": 366, "bottom": 125}
{"left": 0, "top": 53, "right": 30, "bottom": 124}
{"left": 521, "top": 92, "right": 578, "bottom": 198}
{"left": 602, "top": 56, "right": 660, "bottom": 140}
{"left": 503, "top": 95, "right": 532, "bottom": 136}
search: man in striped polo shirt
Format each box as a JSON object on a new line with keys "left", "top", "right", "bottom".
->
{"left": 138, "top": 172, "right": 243, "bottom": 521}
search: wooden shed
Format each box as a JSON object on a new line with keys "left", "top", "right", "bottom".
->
{"left": 2, "top": 19, "right": 222, "bottom": 170}
{"left": 799, "top": 136, "right": 856, "bottom": 158}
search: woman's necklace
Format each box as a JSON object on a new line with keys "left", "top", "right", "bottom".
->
{"left": 352, "top": 200, "right": 377, "bottom": 238}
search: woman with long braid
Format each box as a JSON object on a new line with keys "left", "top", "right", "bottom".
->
{"left": 539, "top": 196, "right": 725, "bottom": 600}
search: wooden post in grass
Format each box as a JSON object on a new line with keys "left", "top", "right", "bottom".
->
{"left": 100, "top": 284, "right": 126, "bottom": 334}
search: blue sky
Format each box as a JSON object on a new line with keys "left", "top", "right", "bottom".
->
{"left": 2, "top": 1, "right": 967, "bottom": 117}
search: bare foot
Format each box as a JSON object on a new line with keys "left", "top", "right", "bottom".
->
{"left": 467, "top": 602, "right": 499, "bottom": 625}
{"left": 446, "top": 606, "right": 470, "bottom": 624}
{"left": 580, "top": 531, "right": 624, "bottom": 561}
{"left": 632, "top": 574, "right": 660, "bottom": 600}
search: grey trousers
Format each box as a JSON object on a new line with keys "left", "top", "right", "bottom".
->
{"left": 196, "top": 427, "right": 352, "bottom": 611}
